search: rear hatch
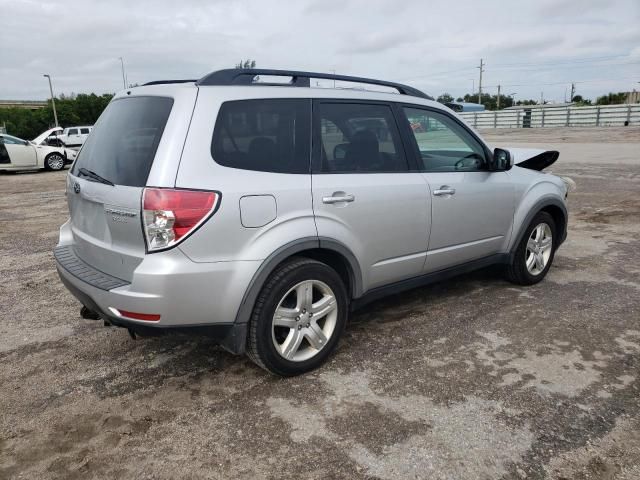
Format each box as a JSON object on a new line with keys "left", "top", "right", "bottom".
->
{"left": 67, "top": 94, "right": 178, "bottom": 281}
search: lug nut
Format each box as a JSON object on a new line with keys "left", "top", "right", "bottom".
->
{"left": 296, "top": 316, "right": 300, "bottom": 321}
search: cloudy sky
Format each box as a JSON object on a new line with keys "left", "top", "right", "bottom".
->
{"left": 1, "top": 0, "right": 639, "bottom": 102}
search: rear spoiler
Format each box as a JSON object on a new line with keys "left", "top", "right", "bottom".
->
{"left": 507, "top": 148, "right": 559, "bottom": 171}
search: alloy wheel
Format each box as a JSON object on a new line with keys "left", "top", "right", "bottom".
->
{"left": 525, "top": 222, "right": 553, "bottom": 275}
{"left": 47, "top": 154, "right": 64, "bottom": 170}
{"left": 271, "top": 279, "right": 338, "bottom": 362}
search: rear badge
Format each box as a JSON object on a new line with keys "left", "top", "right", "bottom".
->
{"left": 105, "top": 206, "right": 138, "bottom": 223}
{"left": 73, "top": 182, "right": 81, "bottom": 194}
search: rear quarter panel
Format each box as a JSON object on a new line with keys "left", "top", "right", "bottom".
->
{"left": 174, "top": 87, "right": 317, "bottom": 263}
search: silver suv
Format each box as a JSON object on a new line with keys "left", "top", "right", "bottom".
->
{"left": 55, "top": 69, "right": 569, "bottom": 376}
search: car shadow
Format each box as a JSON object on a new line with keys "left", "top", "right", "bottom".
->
{"left": 350, "top": 265, "right": 506, "bottom": 325}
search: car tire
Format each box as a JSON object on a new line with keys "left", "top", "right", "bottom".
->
{"left": 44, "top": 153, "right": 65, "bottom": 171}
{"left": 506, "top": 211, "right": 557, "bottom": 285}
{"left": 247, "top": 257, "right": 348, "bottom": 376}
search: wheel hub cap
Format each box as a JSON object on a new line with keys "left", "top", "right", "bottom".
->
{"left": 525, "top": 223, "right": 553, "bottom": 276}
{"left": 271, "top": 279, "right": 338, "bottom": 362}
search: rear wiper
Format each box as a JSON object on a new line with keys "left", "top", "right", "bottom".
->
{"left": 78, "top": 168, "right": 114, "bottom": 186}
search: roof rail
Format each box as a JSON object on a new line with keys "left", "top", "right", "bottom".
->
{"left": 196, "top": 69, "right": 433, "bottom": 100}
{"left": 143, "top": 79, "right": 197, "bottom": 86}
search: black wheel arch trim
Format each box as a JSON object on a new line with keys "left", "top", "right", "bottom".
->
{"left": 233, "top": 237, "right": 364, "bottom": 330}
{"left": 510, "top": 196, "right": 567, "bottom": 260}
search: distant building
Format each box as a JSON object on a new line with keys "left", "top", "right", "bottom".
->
{"left": 625, "top": 91, "right": 640, "bottom": 104}
{"left": 0, "top": 100, "right": 48, "bottom": 110}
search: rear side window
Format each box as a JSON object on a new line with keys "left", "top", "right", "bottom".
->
{"left": 72, "top": 96, "right": 173, "bottom": 187}
{"left": 211, "top": 99, "right": 310, "bottom": 174}
{"left": 315, "top": 102, "right": 408, "bottom": 173}
{"left": 80, "top": 128, "right": 90, "bottom": 134}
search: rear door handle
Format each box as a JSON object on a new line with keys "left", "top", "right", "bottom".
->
{"left": 433, "top": 186, "right": 456, "bottom": 196}
{"left": 322, "top": 194, "right": 355, "bottom": 204}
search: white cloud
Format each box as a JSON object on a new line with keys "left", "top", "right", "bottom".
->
{"left": 0, "top": 0, "right": 638, "bottom": 102}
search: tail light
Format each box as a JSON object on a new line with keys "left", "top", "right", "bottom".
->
{"left": 142, "top": 188, "right": 220, "bottom": 252}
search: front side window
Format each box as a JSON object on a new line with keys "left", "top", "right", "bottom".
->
{"left": 316, "top": 103, "right": 407, "bottom": 173}
{"left": 68, "top": 129, "right": 78, "bottom": 136}
{"left": 1, "top": 134, "right": 25, "bottom": 145}
{"left": 403, "top": 107, "right": 486, "bottom": 172}
{"left": 211, "top": 99, "right": 310, "bottom": 174}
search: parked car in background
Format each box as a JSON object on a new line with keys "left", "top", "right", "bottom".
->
{"left": 0, "top": 133, "right": 70, "bottom": 171}
{"left": 58, "top": 126, "right": 93, "bottom": 147}
{"left": 445, "top": 101, "right": 485, "bottom": 112}
{"left": 55, "top": 68, "right": 569, "bottom": 376}
{"left": 32, "top": 126, "right": 63, "bottom": 146}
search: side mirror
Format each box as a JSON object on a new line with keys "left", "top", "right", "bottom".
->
{"left": 491, "top": 148, "right": 513, "bottom": 171}
{"left": 24, "top": 140, "right": 31, "bottom": 146}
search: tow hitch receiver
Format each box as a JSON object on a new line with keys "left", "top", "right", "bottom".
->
{"left": 80, "top": 306, "right": 101, "bottom": 320}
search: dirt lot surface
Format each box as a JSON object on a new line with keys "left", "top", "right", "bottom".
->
{"left": 1, "top": 127, "right": 639, "bottom": 479}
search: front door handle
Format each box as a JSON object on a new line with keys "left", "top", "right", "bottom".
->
{"left": 322, "top": 194, "right": 355, "bottom": 204}
{"left": 433, "top": 186, "right": 456, "bottom": 196}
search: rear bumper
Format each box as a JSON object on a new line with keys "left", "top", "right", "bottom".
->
{"left": 57, "top": 270, "right": 247, "bottom": 353}
{"left": 54, "top": 241, "right": 261, "bottom": 354}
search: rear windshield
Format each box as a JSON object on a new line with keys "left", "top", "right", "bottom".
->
{"left": 72, "top": 96, "right": 173, "bottom": 187}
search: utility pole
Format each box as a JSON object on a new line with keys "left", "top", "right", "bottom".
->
{"left": 477, "top": 58, "right": 484, "bottom": 105}
{"left": 119, "top": 57, "right": 127, "bottom": 89}
{"left": 497, "top": 84, "right": 501, "bottom": 110}
{"left": 540, "top": 91, "right": 544, "bottom": 105}
{"left": 570, "top": 82, "right": 575, "bottom": 102}
{"left": 43, "top": 74, "right": 59, "bottom": 127}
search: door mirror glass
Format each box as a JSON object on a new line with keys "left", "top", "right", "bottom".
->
{"left": 492, "top": 148, "right": 513, "bottom": 171}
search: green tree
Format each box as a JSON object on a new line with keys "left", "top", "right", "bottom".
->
{"left": 0, "top": 93, "right": 114, "bottom": 140}
{"left": 595, "top": 92, "right": 627, "bottom": 105}
{"left": 436, "top": 93, "right": 454, "bottom": 104}
{"left": 571, "top": 95, "right": 592, "bottom": 106}
{"left": 235, "top": 59, "right": 256, "bottom": 69}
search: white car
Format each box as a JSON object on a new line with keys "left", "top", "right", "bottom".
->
{"left": 57, "top": 126, "right": 93, "bottom": 147}
{"left": 32, "top": 127, "right": 64, "bottom": 146}
{"left": 0, "top": 133, "right": 71, "bottom": 171}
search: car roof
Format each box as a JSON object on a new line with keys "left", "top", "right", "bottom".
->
{"left": 119, "top": 68, "right": 441, "bottom": 107}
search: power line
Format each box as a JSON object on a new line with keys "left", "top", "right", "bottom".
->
{"left": 491, "top": 54, "right": 638, "bottom": 68}
{"left": 482, "top": 75, "right": 640, "bottom": 89}
{"left": 491, "top": 60, "right": 640, "bottom": 72}
{"left": 399, "top": 54, "right": 639, "bottom": 83}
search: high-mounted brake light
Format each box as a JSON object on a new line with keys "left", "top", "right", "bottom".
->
{"left": 142, "top": 188, "right": 220, "bottom": 252}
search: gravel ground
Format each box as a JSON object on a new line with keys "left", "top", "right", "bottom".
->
{"left": 1, "top": 127, "right": 639, "bottom": 479}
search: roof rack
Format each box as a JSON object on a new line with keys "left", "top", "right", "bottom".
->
{"left": 196, "top": 69, "right": 433, "bottom": 100}
{"left": 143, "top": 79, "right": 197, "bottom": 86}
